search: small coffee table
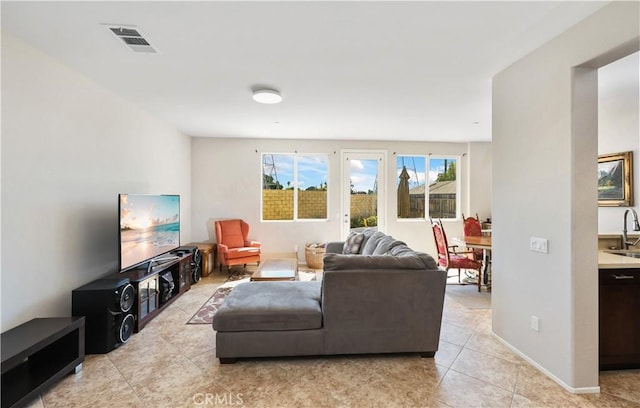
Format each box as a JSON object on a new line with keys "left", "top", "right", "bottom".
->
{"left": 250, "top": 258, "right": 298, "bottom": 281}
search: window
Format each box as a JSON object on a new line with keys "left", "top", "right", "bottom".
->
{"left": 428, "top": 157, "right": 458, "bottom": 219}
{"left": 396, "top": 156, "right": 426, "bottom": 219}
{"left": 261, "top": 153, "right": 328, "bottom": 221}
{"left": 396, "top": 155, "right": 459, "bottom": 220}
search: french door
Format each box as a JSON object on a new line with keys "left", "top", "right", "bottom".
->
{"left": 341, "top": 151, "right": 386, "bottom": 237}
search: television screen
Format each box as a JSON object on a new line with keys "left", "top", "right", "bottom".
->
{"left": 119, "top": 194, "right": 180, "bottom": 271}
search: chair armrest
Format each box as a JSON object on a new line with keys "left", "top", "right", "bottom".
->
{"left": 325, "top": 242, "right": 344, "bottom": 254}
{"left": 245, "top": 240, "right": 261, "bottom": 248}
{"left": 217, "top": 243, "right": 229, "bottom": 254}
{"left": 452, "top": 250, "right": 476, "bottom": 255}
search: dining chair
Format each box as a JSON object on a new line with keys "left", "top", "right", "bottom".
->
{"left": 462, "top": 213, "right": 484, "bottom": 261}
{"left": 430, "top": 218, "right": 483, "bottom": 292}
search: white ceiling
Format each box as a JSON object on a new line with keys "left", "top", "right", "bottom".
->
{"left": 2, "top": 1, "right": 612, "bottom": 142}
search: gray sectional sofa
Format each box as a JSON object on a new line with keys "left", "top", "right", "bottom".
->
{"left": 212, "top": 229, "right": 447, "bottom": 363}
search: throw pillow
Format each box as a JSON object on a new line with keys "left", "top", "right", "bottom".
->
{"left": 342, "top": 231, "right": 365, "bottom": 254}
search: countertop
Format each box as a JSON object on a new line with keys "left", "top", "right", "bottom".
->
{"left": 599, "top": 250, "right": 640, "bottom": 269}
{"left": 599, "top": 233, "right": 640, "bottom": 239}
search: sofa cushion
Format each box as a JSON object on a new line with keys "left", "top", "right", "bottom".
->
{"left": 361, "top": 231, "right": 387, "bottom": 255}
{"left": 342, "top": 231, "right": 365, "bottom": 254}
{"left": 323, "top": 253, "right": 427, "bottom": 270}
{"left": 389, "top": 245, "right": 439, "bottom": 269}
{"left": 357, "top": 228, "right": 378, "bottom": 254}
{"left": 212, "top": 282, "right": 322, "bottom": 332}
{"left": 372, "top": 235, "right": 405, "bottom": 255}
{"left": 389, "top": 244, "right": 413, "bottom": 256}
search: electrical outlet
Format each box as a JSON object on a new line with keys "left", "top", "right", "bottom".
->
{"left": 531, "top": 315, "right": 540, "bottom": 332}
{"left": 530, "top": 237, "right": 548, "bottom": 253}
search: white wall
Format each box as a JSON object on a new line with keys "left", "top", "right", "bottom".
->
{"left": 1, "top": 35, "right": 192, "bottom": 331}
{"left": 191, "top": 138, "right": 491, "bottom": 259}
{"left": 467, "top": 142, "right": 492, "bottom": 223}
{"left": 598, "top": 52, "right": 640, "bottom": 233}
{"left": 492, "top": 2, "right": 639, "bottom": 392}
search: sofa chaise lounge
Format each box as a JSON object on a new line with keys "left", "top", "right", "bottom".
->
{"left": 212, "top": 230, "right": 447, "bottom": 363}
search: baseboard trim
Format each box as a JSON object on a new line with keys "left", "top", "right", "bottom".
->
{"left": 491, "top": 332, "right": 600, "bottom": 395}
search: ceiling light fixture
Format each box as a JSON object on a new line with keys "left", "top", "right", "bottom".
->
{"left": 253, "top": 89, "right": 282, "bottom": 104}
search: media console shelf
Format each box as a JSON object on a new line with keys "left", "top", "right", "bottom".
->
{"left": 1, "top": 317, "right": 85, "bottom": 408}
{"left": 120, "top": 253, "right": 192, "bottom": 332}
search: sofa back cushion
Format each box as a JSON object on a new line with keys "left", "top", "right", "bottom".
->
{"left": 324, "top": 253, "right": 427, "bottom": 270}
{"left": 357, "top": 228, "right": 378, "bottom": 253}
{"left": 333, "top": 231, "right": 439, "bottom": 270}
{"left": 415, "top": 252, "right": 439, "bottom": 270}
{"left": 389, "top": 245, "right": 439, "bottom": 270}
{"left": 361, "top": 231, "right": 387, "bottom": 255}
{"left": 373, "top": 236, "right": 408, "bottom": 256}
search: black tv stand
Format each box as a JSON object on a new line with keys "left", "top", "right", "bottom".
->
{"left": 119, "top": 252, "right": 192, "bottom": 332}
{"left": 145, "top": 255, "right": 181, "bottom": 274}
{"left": 1, "top": 317, "right": 85, "bottom": 408}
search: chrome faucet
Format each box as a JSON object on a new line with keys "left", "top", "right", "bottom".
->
{"left": 622, "top": 208, "right": 640, "bottom": 249}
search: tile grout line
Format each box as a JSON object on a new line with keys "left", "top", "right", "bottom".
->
{"left": 509, "top": 361, "right": 523, "bottom": 408}
{"left": 104, "top": 353, "right": 149, "bottom": 408}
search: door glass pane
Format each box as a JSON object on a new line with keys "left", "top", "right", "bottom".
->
{"left": 349, "top": 158, "right": 378, "bottom": 230}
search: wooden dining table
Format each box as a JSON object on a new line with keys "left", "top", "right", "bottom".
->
{"left": 453, "top": 235, "right": 492, "bottom": 287}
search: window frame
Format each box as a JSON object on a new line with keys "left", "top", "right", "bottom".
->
{"left": 395, "top": 154, "right": 461, "bottom": 221}
{"left": 427, "top": 155, "right": 461, "bottom": 221}
{"left": 260, "top": 152, "right": 329, "bottom": 222}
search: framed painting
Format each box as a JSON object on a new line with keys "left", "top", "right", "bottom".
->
{"left": 598, "top": 151, "right": 633, "bottom": 207}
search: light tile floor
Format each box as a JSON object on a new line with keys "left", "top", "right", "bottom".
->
{"left": 25, "top": 265, "right": 640, "bottom": 408}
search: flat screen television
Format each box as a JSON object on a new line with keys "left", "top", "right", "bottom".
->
{"left": 119, "top": 194, "right": 180, "bottom": 272}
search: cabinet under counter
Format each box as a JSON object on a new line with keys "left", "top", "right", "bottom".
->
{"left": 599, "top": 267, "right": 640, "bottom": 370}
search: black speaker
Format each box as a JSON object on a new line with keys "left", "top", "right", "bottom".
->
{"left": 175, "top": 245, "right": 201, "bottom": 283}
{"left": 72, "top": 277, "right": 136, "bottom": 354}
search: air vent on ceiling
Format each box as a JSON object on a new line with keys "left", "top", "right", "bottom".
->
{"left": 107, "top": 25, "right": 157, "bottom": 54}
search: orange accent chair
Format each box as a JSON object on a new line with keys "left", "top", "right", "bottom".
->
{"left": 215, "top": 219, "right": 261, "bottom": 274}
{"left": 430, "top": 218, "right": 483, "bottom": 292}
{"left": 462, "top": 213, "right": 483, "bottom": 261}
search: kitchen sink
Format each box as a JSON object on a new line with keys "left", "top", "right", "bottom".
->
{"left": 606, "top": 250, "right": 640, "bottom": 258}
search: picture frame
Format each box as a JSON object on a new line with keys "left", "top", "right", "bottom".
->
{"left": 598, "top": 151, "right": 633, "bottom": 207}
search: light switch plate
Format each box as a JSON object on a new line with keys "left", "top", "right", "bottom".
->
{"left": 531, "top": 315, "right": 540, "bottom": 332}
{"left": 530, "top": 237, "right": 548, "bottom": 253}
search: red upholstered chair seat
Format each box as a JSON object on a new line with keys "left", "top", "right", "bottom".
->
{"left": 215, "top": 219, "right": 261, "bottom": 274}
{"left": 226, "top": 247, "right": 261, "bottom": 260}
{"left": 438, "top": 254, "right": 483, "bottom": 270}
